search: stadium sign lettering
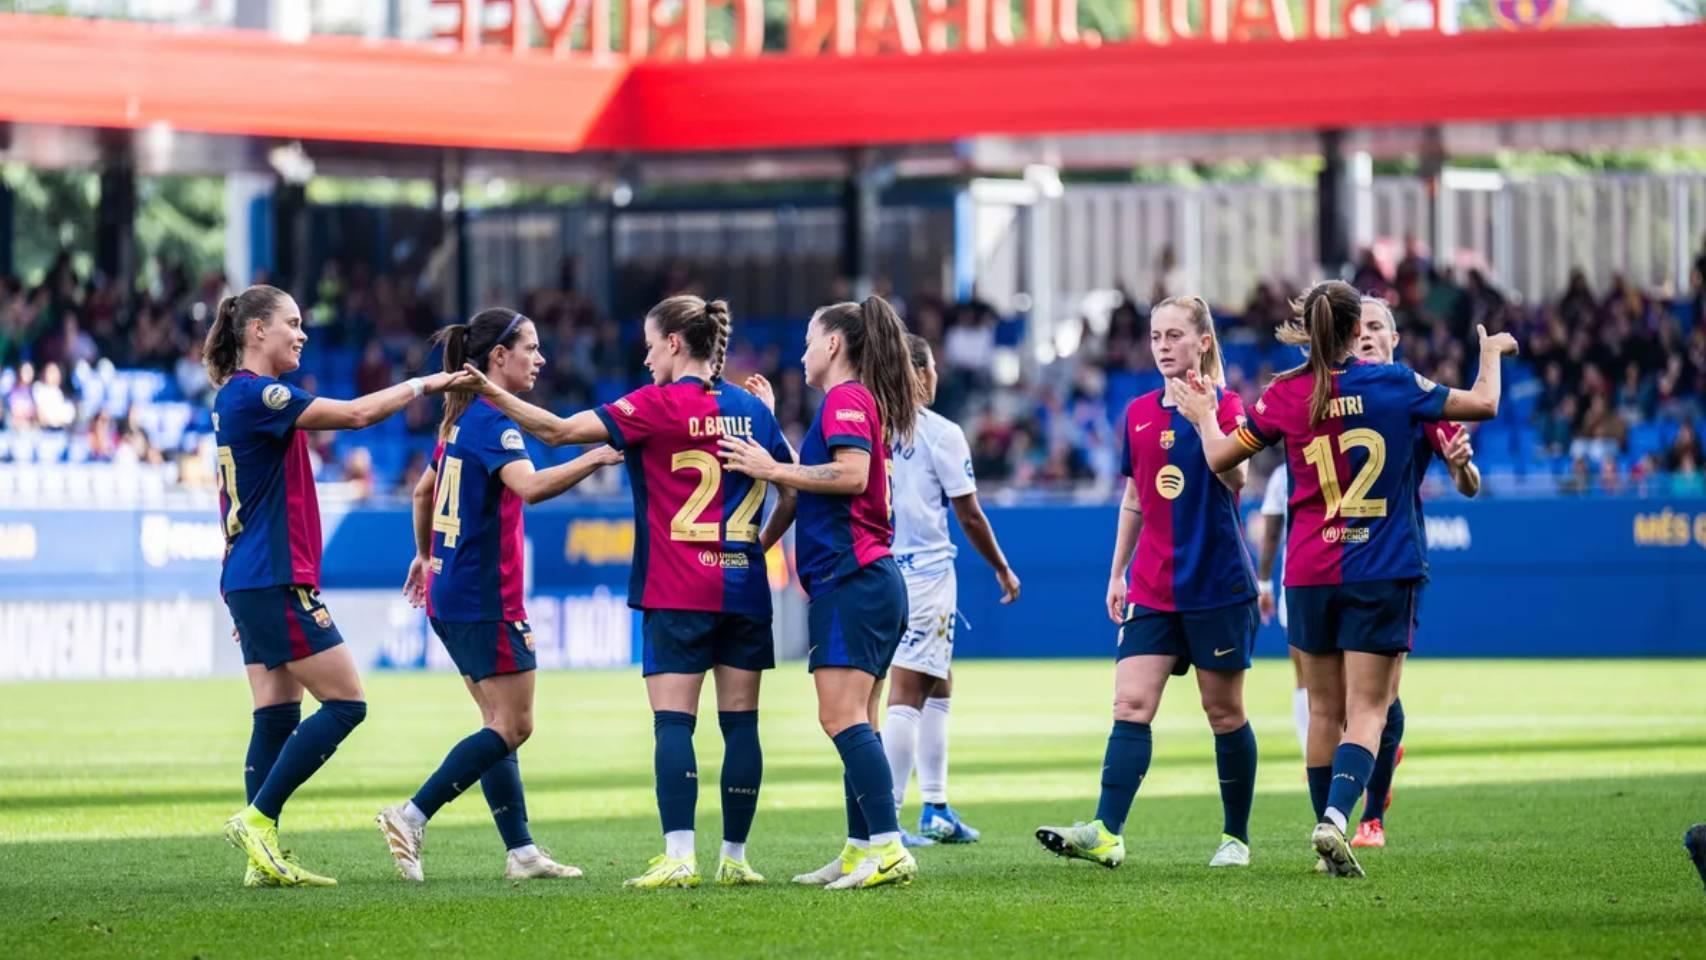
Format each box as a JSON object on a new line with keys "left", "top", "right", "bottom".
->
{"left": 428, "top": 0, "right": 1449, "bottom": 60}
{"left": 1632, "top": 509, "right": 1706, "bottom": 549}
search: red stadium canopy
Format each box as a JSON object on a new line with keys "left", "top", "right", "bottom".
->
{"left": 1, "top": 13, "right": 1704, "bottom": 156}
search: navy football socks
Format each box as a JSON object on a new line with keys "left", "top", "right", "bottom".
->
{"left": 1362, "top": 698, "right": 1405, "bottom": 823}
{"left": 1324, "top": 743, "right": 1376, "bottom": 831}
{"left": 252, "top": 699, "right": 366, "bottom": 820}
{"left": 718, "top": 710, "right": 762, "bottom": 845}
{"left": 834, "top": 724, "right": 899, "bottom": 839}
{"left": 1094, "top": 720, "right": 1153, "bottom": 835}
{"left": 653, "top": 710, "right": 699, "bottom": 835}
{"left": 480, "top": 750, "right": 532, "bottom": 850}
{"left": 244, "top": 702, "right": 301, "bottom": 806}
{"left": 411, "top": 727, "right": 510, "bottom": 820}
{"left": 1306, "top": 765, "right": 1333, "bottom": 821}
{"left": 1214, "top": 722, "right": 1258, "bottom": 844}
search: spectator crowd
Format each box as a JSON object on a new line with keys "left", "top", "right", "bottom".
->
{"left": 4, "top": 235, "right": 1706, "bottom": 500}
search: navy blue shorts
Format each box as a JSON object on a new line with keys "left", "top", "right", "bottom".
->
{"left": 641, "top": 610, "right": 775, "bottom": 677}
{"left": 228, "top": 586, "right": 345, "bottom": 670}
{"left": 430, "top": 618, "right": 537, "bottom": 682}
{"left": 1286, "top": 579, "right": 1419, "bottom": 657}
{"left": 1118, "top": 600, "right": 1258, "bottom": 675}
{"left": 808, "top": 557, "right": 908, "bottom": 679}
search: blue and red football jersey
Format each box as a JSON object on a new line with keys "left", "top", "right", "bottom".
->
{"left": 595, "top": 376, "right": 792, "bottom": 617}
{"left": 1234, "top": 359, "right": 1451, "bottom": 587}
{"left": 1120, "top": 387, "right": 1256, "bottom": 611}
{"left": 426, "top": 399, "right": 531, "bottom": 622}
{"left": 213, "top": 371, "right": 321, "bottom": 593}
{"left": 795, "top": 380, "right": 892, "bottom": 598}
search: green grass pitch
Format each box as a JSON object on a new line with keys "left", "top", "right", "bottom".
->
{"left": 2, "top": 659, "right": 1703, "bottom": 959}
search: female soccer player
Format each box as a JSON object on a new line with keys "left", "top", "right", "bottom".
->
{"left": 718, "top": 296, "right": 921, "bottom": 891}
{"left": 1347, "top": 296, "right": 1479, "bottom": 851}
{"left": 884, "top": 334, "right": 1021, "bottom": 847}
{"left": 451, "top": 296, "right": 793, "bottom": 889}
{"left": 1034, "top": 296, "right": 1260, "bottom": 871}
{"left": 1169, "top": 280, "right": 1517, "bottom": 878}
{"left": 376, "top": 308, "right": 620, "bottom": 883}
{"left": 206, "top": 284, "right": 455, "bottom": 887}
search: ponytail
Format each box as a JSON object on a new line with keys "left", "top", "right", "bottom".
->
{"left": 814, "top": 296, "right": 918, "bottom": 444}
{"left": 1274, "top": 280, "right": 1361, "bottom": 427}
{"left": 1153, "top": 295, "right": 1225, "bottom": 388}
{"left": 203, "top": 296, "right": 243, "bottom": 387}
{"left": 704, "top": 299, "right": 731, "bottom": 387}
{"left": 858, "top": 296, "right": 918, "bottom": 443}
{"left": 202, "top": 284, "right": 290, "bottom": 386}
{"left": 430, "top": 323, "right": 472, "bottom": 441}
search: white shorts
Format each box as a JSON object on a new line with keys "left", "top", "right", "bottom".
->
{"left": 892, "top": 565, "right": 957, "bottom": 679}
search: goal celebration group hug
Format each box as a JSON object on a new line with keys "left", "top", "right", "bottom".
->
{"left": 206, "top": 276, "right": 1515, "bottom": 889}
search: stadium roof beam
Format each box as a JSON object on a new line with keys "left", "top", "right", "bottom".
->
{"left": 2, "top": 15, "right": 1705, "bottom": 178}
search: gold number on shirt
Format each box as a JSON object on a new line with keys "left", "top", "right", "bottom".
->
{"left": 671, "top": 450, "right": 766, "bottom": 543}
{"left": 1301, "top": 429, "right": 1389, "bottom": 520}
{"left": 432, "top": 456, "right": 465, "bottom": 548}
{"left": 216, "top": 445, "right": 243, "bottom": 537}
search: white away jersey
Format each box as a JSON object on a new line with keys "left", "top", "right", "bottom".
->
{"left": 889, "top": 407, "right": 977, "bottom": 577}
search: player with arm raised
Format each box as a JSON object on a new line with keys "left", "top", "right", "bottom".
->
{"left": 454, "top": 296, "right": 793, "bottom": 889}
{"left": 1169, "top": 280, "right": 1516, "bottom": 878}
{"left": 1346, "top": 297, "right": 1479, "bottom": 851}
{"left": 207, "top": 284, "right": 455, "bottom": 887}
{"left": 882, "top": 334, "right": 1020, "bottom": 847}
{"left": 376, "top": 308, "right": 619, "bottom": 884}
{"left": 1034, "top": 297, "right": 1260, "bottom": 871}
{"left": 718, "top": 296, "right": 921, "bottom": 891}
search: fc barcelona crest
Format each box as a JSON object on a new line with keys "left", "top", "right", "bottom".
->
{"left": 312, "top": 607, "right": 333, "bottom": 630}
{"left": 1159, "top": 429, "right": 1176, "bottom": 450}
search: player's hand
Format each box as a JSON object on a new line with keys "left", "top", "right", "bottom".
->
{"left": 1477, "top": 324, "right": 1520, "bottom": 357}
{"left": 1443, "top": 428, "right": 1474, "bottom": 469}
{"left": 995, "top": 565, "right": 1021, "bottom": 605}
{"left": 1257, "top": 583, "right": 1276, "bottom": 625}
{"left": 587, "top": 444, "right": 624, "bottom": 467}
{"left": 1106, "top": 575, "right": 1127, "bottom": 625}
{"left": 447, "top": 363, "right": 498, "bottom": 396}
{"left": 718, "top": 435, "right": 778, "bottom": 481}
{"left": 403, "top": 554, "right": 430, "bottom": 609}
{"left": 744, "top": 374, "right": 776, "bottom": 413}
{"left": 417, "top": 371, "right": 457, "bottom": 396}
{"left": 1166, "top": 371, "right": 1218, "bottom": 426}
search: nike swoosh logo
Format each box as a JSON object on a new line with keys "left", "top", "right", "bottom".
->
{"left": 1134, "top": 422, "right": 1153, "bottom": 432}
{"left": 1214, "top": 647, "right": 1235, "bottom": 657}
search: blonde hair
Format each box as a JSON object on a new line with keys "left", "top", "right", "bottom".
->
{"left": 1152, "top": 295, "right": 1226, "bottom": 387}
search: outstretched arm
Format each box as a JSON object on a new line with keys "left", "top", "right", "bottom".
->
{"left": 498, "top": 446, "right": 624, "bottom": 505}
{"left": 449, "top": 364, "right": 609, "bottom": 446}
{"left": 297, "top": 372, "right": 454, "bottom": 431}
{"left": 1441, "top": 325, "right": 1519, "bottom": 422}
{"left": 719, "top": 437, "right": 870, "bottom": 496}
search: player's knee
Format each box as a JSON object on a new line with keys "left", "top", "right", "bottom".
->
{"left": 1111, "top": 695, "right": 1154, "bottom": 724}
{"left": 817, "top": 704, "right": 861, "bottom": 739}
{"left": 491, "top": 714, "right": 533, "bottom": 749}
{"left": 1201, "top": 699, "right": 1246, "bottom": 733}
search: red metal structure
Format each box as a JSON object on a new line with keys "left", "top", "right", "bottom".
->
{"left": 2, "top": 14, "right": 1704, "bottom": 155}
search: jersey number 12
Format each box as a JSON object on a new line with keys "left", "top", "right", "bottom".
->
{"left": 1302, "top": 429, "right": 1388, "bottom": 520}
